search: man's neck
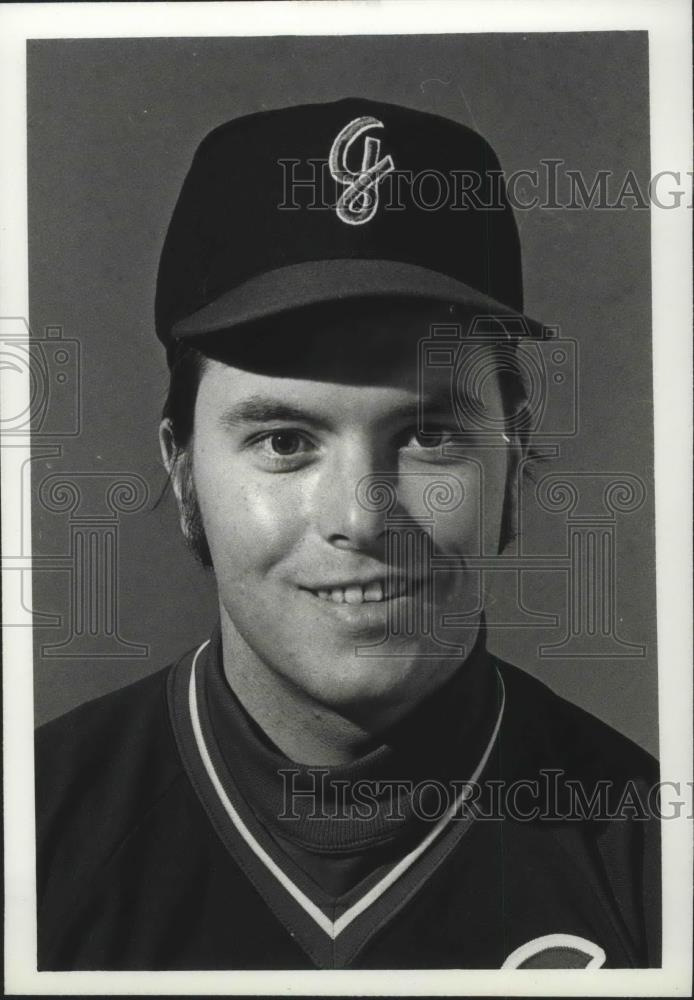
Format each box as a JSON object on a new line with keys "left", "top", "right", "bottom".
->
{"left": 219, "top": 614, "right": 387, "bottom": 764}
{"left": 218, "top": 608, "right": 482, "bottom": 766}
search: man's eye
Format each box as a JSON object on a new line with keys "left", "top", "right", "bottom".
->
{"left": 249, "top": 429, "right": 316, "bottom": 465}
{"left": 401, "top": 427, "right": 449, "bottom": 449}
{"left": 268, "top": 430, "right": 303, "bottom": 455}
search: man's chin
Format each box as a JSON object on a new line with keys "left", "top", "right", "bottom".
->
{"left": 297, "top": 645, "right": 465, "bottom": 719}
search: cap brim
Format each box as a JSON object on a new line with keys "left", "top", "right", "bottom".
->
{"left": 171, "top": 259, "right": 544, "bottom": 340}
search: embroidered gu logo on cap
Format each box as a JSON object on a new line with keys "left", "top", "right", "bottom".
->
{"left": 328, "top": 116, "right": 395, "bottom": 226}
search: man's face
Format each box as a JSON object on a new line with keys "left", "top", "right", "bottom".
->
{"left": 166, "top": 304, "right": 516, "bottom": 727}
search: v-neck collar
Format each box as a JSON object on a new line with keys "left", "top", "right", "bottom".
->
{"left": 168, "top": 637, "right": 505, "bottom": 968}
{"left": 206, "top": 622, "right": 496, "bottom": 855}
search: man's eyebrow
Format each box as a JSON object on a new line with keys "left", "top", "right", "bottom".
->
{"left": 217, "top": 389, "right": 481, "bottom": 429}
{"left": 416, "top": 391, "right": 455, "bottom": 413}
{"left": 218, "top": 396, "right": 331, "bottom": 427}
{"left": 417, "top": 388, "right": 483, "bottom": 413}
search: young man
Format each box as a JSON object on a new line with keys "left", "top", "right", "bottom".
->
{"left": 36, "top": 98, "right": 660, "bottom": 970}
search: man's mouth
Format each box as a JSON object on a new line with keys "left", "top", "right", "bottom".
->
{"left": 305, "top": 579, "right": 413, "bottom": 604}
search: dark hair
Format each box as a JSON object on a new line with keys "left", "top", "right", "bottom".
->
{"left": 160, "top": 342, "right": 212, "bottom": 567}
{"left": 160, "top": 332, "right": 534, "bottom": 560}
{"left": 162, "top": 340, "right": 209, "bottom": 449}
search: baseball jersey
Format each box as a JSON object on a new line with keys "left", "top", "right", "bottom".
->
{"left": 35, "top": 628, "right": 661, "bottom": 970}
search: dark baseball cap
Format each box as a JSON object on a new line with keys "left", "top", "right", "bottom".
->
{"left": 155, "top": 97, "right": 542, "bottom": 347}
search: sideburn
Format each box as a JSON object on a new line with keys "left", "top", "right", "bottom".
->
{"left": 176, "top": 450, "right": 214, "bottom": 569}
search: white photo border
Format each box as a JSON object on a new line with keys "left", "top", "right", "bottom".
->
{"left": 1, "top": 1, "right": 692, "bottom": 995}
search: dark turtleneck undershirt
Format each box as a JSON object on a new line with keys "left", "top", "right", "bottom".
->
{"left": 204, "top": 622, "right": 499, "bottom": 898}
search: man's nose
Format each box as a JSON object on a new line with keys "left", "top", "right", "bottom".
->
{"left": 312, "top": 443, "right": 393, "bottom": 553}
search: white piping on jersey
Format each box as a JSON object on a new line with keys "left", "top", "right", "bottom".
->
{"left": 188, "top": 639, "right": 505, "bottom": 941}
{"left": 188, "top": 641, "right": 334, "bottom": 935}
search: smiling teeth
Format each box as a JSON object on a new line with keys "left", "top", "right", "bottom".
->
{"left": 314, "top": 581, "right": 407, "bottom": 604}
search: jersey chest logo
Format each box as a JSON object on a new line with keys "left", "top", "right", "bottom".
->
{"left": 502, "top": 933, "right": 606, "bottom": 969}
{"left": 328, "top": 116, "right": 395, "bottom": 226}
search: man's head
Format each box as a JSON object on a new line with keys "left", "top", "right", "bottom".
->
{"left": 160, "top": 300, "right": 531, "bottom": 723}
{"left": 156, "top": 98, "right": 539, "bottom": 727}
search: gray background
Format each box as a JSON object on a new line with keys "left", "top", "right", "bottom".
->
{"left": 28, "top": 33, "right": 658, "bottom": 755}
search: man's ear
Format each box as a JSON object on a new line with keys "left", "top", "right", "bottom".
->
{"left": 159, "top": 418, "right": 185, "bottom": 509}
